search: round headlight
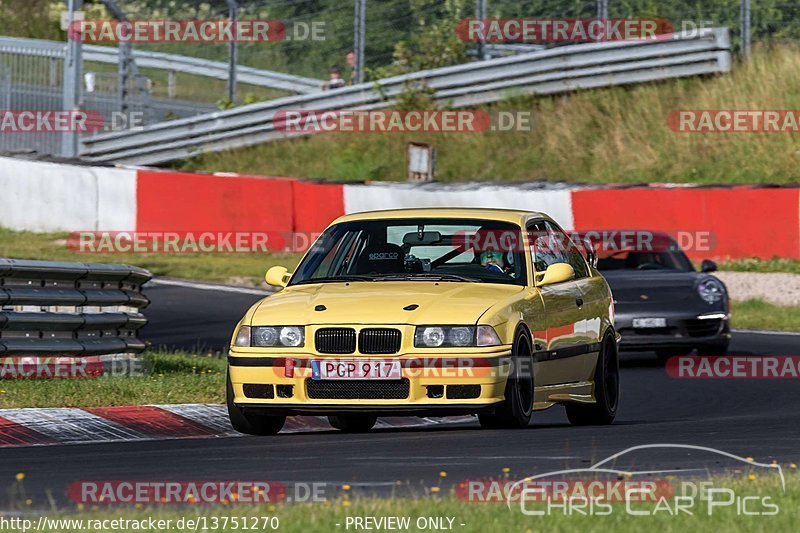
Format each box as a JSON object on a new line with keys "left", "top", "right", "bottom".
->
{"left": 448, "top": 327, "right": 473, "bottom": 347}
{"left": 279, "top": 326, "right": 304, "bottom": 347}
{"left": 697, "top": 278, "right": 724, "bottom": 304}
{"left": 252, "top": 326, "right": 279, "bottom": 346}
{"left": 421, "top": 327, "right": 445, "bottom": 347}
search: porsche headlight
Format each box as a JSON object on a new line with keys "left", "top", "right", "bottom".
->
{"left": 236, "top": 326, "right": 305, "bottom": 347}
{"left": 414, "top": 325, "right": 501, "bottom": 347}
{"left": 697, "top": 278, "right": 725, "bottom": 304}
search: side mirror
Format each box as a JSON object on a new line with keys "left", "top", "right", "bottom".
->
{"left": 535, "top": 263, "right": 575, "bottom": 287}
{"left": 700, "top": 259, "right": 718, "bottom": 273}
{"left": 265, "top": 266, "right": 291, "bottom": 288}
{"left": 583, "top": 237, "right": 598, "bottom": 268}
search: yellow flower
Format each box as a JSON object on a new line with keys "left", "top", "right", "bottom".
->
{"left": 747, "top": 474, "right": 757, "bottom": 481}
{"left": 25, "top": 499, "right": 32, "bottom": 506}
{"left": 439, "top": 471, "right": 447, "bottom": 478}
{"left": 502, "top": 467, "right": 510, "bottom": 474}
{"left": 342, "top": 484, "right": 351, "bottom": 491}
{"left": 790, "top": 463, "right": 797, "bottom": 469}
{"left": 76, "top": 504, "right": 85, "bottom": 512}
{"left": 15, "top": 473, "right": 25, "bottom": 482}
{"left": 342, "top": 500, "right": 351, "bottom": 507}
{"left": 268, "top": 505, "right": 277, "bottom": 513}
{"left": 430, "top": 487, "right": 441, "bottom": 493}
{"left": 746, "top": 457, "right": 754, "bottom": 462}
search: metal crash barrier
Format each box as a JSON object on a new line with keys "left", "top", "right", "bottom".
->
{"left": 0, "top": 258, "right": 151, "bottom": 358}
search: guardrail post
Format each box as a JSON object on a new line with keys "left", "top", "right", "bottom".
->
{"left": 168, "top": 70, "right": 177, "bottom": 98}
{"left": 476, "top": 0, "right": 487, "bottom": 60}
{"left": 739, "top": 0, "right": 751, "bottom": 57}
{"left": 353, "top": 0, "right": 366, "bottom": 84}
{"left": 225, "top": 0, "right": 239, "bottom": 103}
{"left": 61, "top": 0, "right": 83, "bottom": 158}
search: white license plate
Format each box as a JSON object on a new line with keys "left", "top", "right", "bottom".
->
{"left": 632, "top": 317, "right": 667, "bottom": 328}
{"left": 311, "top": 359, "right": 402, "bottom": 380}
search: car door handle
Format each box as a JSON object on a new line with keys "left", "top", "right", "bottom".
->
{"left": 576, "top": 297, "right": 584, "bottom": 307}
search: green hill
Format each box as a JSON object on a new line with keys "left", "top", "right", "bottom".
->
{"left": 180, "top": 46, "right": 800, "bottom": 185}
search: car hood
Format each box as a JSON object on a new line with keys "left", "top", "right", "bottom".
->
{"left": 600, "top": 270, "right": 711, "bottom": 304}
{"left": 250, "top": 282, "right": 524, "bottom": 325}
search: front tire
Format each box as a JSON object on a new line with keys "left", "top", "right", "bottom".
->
{"left": 478, "top": 329, "right": 534, "bottom": 429}
{"left": 226, "top": 370, "right": 286, "bottom": 435}
{"left": 566, "top": 331, "right": 619, "bottom": 425}
{"left": 328, "top": 415, "right": 377, "bottom": 433}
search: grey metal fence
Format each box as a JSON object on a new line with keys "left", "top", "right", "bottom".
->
{"left": 0, "top": 258, "right": 151, "bottom": 357}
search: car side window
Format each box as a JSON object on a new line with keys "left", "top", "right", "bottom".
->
{"left": 546, "top": 222, "right": 589, "bottom": 279}
{"left": 527, "top": 221, "right": 566, "bottom": 273}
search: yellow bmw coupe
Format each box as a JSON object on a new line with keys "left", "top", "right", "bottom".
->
{"left": 227, "top": 208, "right": 618, "bottom": 434}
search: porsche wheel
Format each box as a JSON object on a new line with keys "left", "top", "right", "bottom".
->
{"left": 479, "top": 329, "right": 534, "bottom": 429}
{"left": 226, "top": 370, "right": 286, "bottom": 435}
{"left": 566, "top": 331, "right": 619, "bottom": 425}
{"left": 328, "top": 415, "right": 378, "bottom": 433}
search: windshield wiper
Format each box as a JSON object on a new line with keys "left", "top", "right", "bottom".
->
{"left": 293, "top": 275, "right": 375, "bottom": 285}
{"left": 372, "top": 273, "right": 483, "bottom": 283}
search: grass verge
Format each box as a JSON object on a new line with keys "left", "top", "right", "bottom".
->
{"left": 180, "top": 46, "right": 800, "bottom": 185}
{"left": 730, "top": 300, "right": 800, "bottom": 333}
{"left": 718, "top": 259, "right": 800, "bottom": 275}
{"left": 13, "top": 472, "right": 800, "bottom": 532}
{"left": 0, "top": 228, "right": 302, "bottom": 284}
{"left": 0, "top": 352, "right": 225, "bottom": 408}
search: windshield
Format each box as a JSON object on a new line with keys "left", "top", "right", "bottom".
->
{"left": 290, "top": 218, "right": 528, "bottom": 286}
{"left": 596, "top": 245, "right": 694, "bottom": 272}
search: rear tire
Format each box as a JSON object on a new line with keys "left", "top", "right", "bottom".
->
{"left": 328, "top": 415, "right": 377, "bottom": 433}
{"left": 566, "top": 331, "right": 619, "bottom": 426}
{"left": 226, "top": 370, "right": 286, "bottom": 435}
{"left": 478, "top": 329, "right": 534, "bottom": 429}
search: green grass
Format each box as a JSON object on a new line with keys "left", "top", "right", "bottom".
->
{"left": 0, "top": 352, "right": 226, "bottom": 408}
{"left": 0, "top": 228, "right": 302, "bottom": 284}
{"left": 730, "top": 299, "right": 800, "bottom": 333}
{"left": 178, "top": 45, "right": 800, "bottom": 185}
{"left": 718, "top": 259, "right": 800, "bottom": 275}
{"left": 13, "top": 472, "right": 800, "bottom": 532}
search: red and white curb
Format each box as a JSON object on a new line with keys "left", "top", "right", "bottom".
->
{"left": 0, "top": 404, "right": 474, "bottom": 448}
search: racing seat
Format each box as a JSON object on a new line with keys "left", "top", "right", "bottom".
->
{"left": 355, "top": 243, "right": 405, "bottom": 275}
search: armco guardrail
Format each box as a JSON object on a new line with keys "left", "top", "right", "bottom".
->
{"left": 0, "top": 259, "right": 151, "bottom": 356}
{"left": 0, "top": 37, "right": 322, "bottom": 94}
{"left": 80, "top": 29, "right": 731, "bottom": 165}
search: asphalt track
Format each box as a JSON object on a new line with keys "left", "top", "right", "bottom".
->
{"left": 2, "top": 281, "right": 799, "bottom": 507}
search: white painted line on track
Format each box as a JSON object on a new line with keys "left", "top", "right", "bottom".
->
{"left": 733, "top": 329, "right": 800, "bottom": 336}
{"left": 147, "top": 278, "right": 273, "bottom": 295}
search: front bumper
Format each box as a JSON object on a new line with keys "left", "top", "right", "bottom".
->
{"left": 228, "top": 349, "right": 512, "bottom": 416}
{"left": 616, "top": 309, "right": 730, "bottom": 351}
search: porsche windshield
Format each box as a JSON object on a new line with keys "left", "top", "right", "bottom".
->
{"left": 290, "top": 218, "right": 527, "bottom": 286}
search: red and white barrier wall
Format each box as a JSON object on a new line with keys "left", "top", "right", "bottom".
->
{"left": 1, "top": 157, "right": 798, "bottom": 260}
